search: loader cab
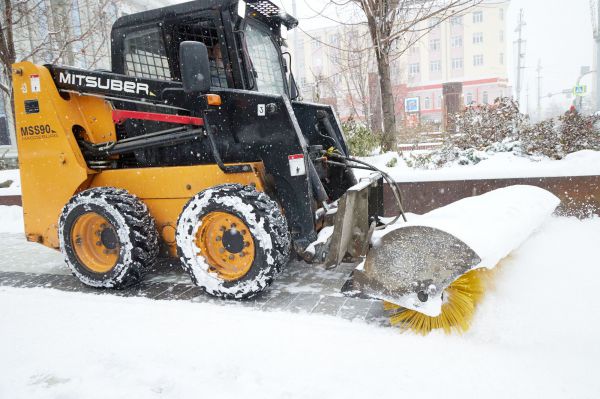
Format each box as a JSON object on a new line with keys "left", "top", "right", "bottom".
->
{"left": 108, "top": 0, "right": 302, "bottom": 169}
{"left": 110, "top": 0, "right": 296, "bottom": 98}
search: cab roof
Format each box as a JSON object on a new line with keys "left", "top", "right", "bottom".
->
{"left": 112, "top": 0, "right": 292, "bottom": 31}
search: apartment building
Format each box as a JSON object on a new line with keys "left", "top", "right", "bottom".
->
{"left": 290, "top": 0, "right": 511, "bottom": 126}
{"left": 405, "top": 2, "right": 511, "bottom": 122}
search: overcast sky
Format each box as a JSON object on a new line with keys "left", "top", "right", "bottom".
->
{"left": 276, "top": 0, "right": 595, "bottom": 112}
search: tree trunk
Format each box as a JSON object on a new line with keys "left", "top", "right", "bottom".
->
{"left": 362, "top": 1, "right": 397, "bottom": 152}
{"left": 376, "top": 54, "right": 397, "bottom": 151}
{"left": 8, "top": 90, "right": 16, "bottom": 146}
{"left": 1, "top": 88, "right": 16, "bottom": 146}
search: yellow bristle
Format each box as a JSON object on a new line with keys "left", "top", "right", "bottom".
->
{"left": 385, "top": 268, "right": 493, "bottom": 335}
{"left": 383, "top": 301, "right": 401, "bottom": 311}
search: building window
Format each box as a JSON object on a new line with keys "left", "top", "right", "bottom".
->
{"left": 312, "top": 37, "right": 321, "bottom": 49}
{"left": 391, "top": 63, "right": 402, "bottom": 83}
{"left": 499, "top": 52, "right": 504, "bottom": 65}
{"left": 409, "top": 45, "right": 419, "bottom": 54}
{"left": 466, "top": 92, "right": 473, "bottom": 104}
{"left": 409, "top": 63, "right": 420, "bottom": 75}
{"left": 430, "top": 60, "right": 441, "bottom": 72}
{"left": 473, "top": 54, "right": 484, "bottom": 66}
{"left": 428, "top": 18, "right": 440, "bottom": 29}
{"left": 451, "top": 36, "right": 463, "bottom": 48}
{"left": 473, "top": 11, "right": 483, "bottom": 23}
{"left": 482, "top": 91, "right": 489, "bottom": 104}
{"left": 424, "top": 96, "right": 431, "bottom": 109}
{"left": 500, "top": 30, "right": 504, "bottom": 42}
{"left": 499, "top": 8, "right": 504, "bottom": 20}
{"left": 430, "top": 39, "right": 440, "bottom": 51}
{"left": 450, "top": 15, "right": 462, "bottom": 26}
{"left": 473, "top": 32, "right": 483, "bottom": 44}
{"left": 329, "top": 35, "right": 340, "bottom": 47}
{"left": 451, "top": 57, "right": 463, "bottom": 69}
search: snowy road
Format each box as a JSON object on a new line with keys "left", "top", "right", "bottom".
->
{"left": 0, "top": 230, "right": 385, "bottom": 323}
{"left": 1, "top": 215, "right": 599, "bottom": 398}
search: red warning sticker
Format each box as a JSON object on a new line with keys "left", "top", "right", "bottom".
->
{"left": 288, "top": 154, "right": 306, "bottom": 176}
{"left": 30, "top": 74, "right": 41, "bottom": 93}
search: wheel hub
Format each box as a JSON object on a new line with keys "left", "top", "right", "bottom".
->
{"left": 71, "top": 212, "right": 120, "bottom": 273}
{"left": 222, "top": 229, "right": 245, "bottom": 254}
{"left": 196, "top": 212, "right": 255, "bottom": 281}
{"left": 100, "top": 227, "right": 118, "bottom": 250}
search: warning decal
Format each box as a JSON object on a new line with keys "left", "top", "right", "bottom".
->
{"left": 30, "top": 75, "right": 41, "bottom": 93}
{"left": 288, "top": 154, "right": 306, "bottom": 177}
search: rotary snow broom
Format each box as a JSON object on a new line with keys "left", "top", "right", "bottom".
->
{"left": 340, "top": 185, "right": 559, "bottom": 335}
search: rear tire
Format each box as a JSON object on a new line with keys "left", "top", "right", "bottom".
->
{"left": 176, "top": 184, "right": 290, "bottom": 299}
{"left": 58, "top": 187, "right": 159, "bottom": 288}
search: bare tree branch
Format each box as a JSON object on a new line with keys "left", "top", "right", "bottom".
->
{"left": 311, "top": 0, "right": 484, "bottom": 150}
{"left": 0, "top": 0, "right": 118, "bottom": 142}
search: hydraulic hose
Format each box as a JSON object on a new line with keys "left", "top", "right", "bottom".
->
{"left": 316, "top": 110, "right": 344, "bottom": 153}
{"left": 307, "top": 159, "right": 330, "bottom": 204}
{"left": 325, "top": 153, "right": 407, "bottom": 228}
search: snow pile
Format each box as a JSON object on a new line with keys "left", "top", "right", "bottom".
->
{"left": 1, "top": 217, "right": 599, "bottom": 398}
{"left": 359, "top": 149, "right": 600, "bottom": 182}
{"left": 304, "top": 225, "right": 334, "bottom": 256}
{"left": 475, "top": 216, "right": 600, "bottom": 353}
{"left": 406, "top": 137, "right": 527, "bottom": 169}
{"left": 400, "top": 185, "right": 560, "bottom": 269}
{"left": 0, "top": 169, "right": 20, "bottom": 196}
{"left": 0, "top": 205, "right": 24, "bottom": 233}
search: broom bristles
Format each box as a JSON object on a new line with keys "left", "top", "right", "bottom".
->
{"left": 385, "top": 268, "right": 495, "bottom": 335}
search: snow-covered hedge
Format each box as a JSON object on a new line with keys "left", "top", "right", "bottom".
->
{"left": 522, "top": 108, "right": 600, "bottom": 159}
{"left": 451, "top": 97, "right": 527, "bottom": 149}
{"left": 407, "top": 98, "right": 600, "bottom": 169}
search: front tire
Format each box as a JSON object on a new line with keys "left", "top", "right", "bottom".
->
{"left": 58, "top": 187, "right": 159, "bottom": 288}
{"left": 176, "top": 184, "right": 290, "bottom": 299}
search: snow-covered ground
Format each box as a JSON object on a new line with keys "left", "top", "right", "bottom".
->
{"left": 1, "top": 203, "right": 600, "bottom": 398}
{"left": 0, "top": 168, "right": 21, "bottom": 196}
{"left": 359, "top": 149, "right": 600, "bottom": 182}
{"left": 0, "top": 205, "right": 25, "bottom": 233}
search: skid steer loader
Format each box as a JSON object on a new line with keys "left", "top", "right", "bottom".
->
{"left": 12, "top": 0, "right": 558, "bottom": 333}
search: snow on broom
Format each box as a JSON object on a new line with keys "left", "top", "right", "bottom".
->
{"left": 347, "top": 185, "right": 560, "bottom": 335}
